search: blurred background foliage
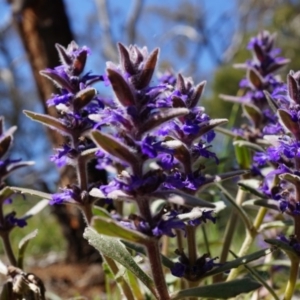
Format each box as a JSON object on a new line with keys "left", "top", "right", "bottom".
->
{"left": 0, "top": 0, "right": 300, "bottom": 280}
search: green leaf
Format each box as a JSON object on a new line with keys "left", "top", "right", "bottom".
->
{"left": 200, "top": 170, "right": 248, "bottom": 191}
{"left": 259, "top": 220, "right": 293, "bottom": 231}
{"left": 8, "top": 187, "right": 52, "bottom": 200}
{"left": 242, "top": 198, "right": 279, "bottom": 211}
{"left": 265, "top": 238, "right": 299, "bottom": 260}
{"left": 204, "top": 248, "right": 272, "bottom": 278}
{"left": 23, "top": 110, "right": 71, "bottom": 136}
{"left": 234, "top": 137, "right": 251, "bottom": 169}
{"left": 92, "top": 205, "right": 112, "bottom": 219}
{"left": 264, "top": 91, "right": 278, "bottom": 114}
{"left": 215, "top": 182, "right": 253, "bottom": 231}
{"left": 91, "top": 130, "right": 138, "bottom": 169}
{"left": 233, "top": 140, "right": 264, "bottom": 152}
{"left": 279, "top": 173, "right": 300, "bottom": 186}
{"left": 83, "top": 227, "right": 157, "bottom": 298}
{"left": 92, "top": 216, "right": 149, "bottom": 244}
{"left": 193, "top": 119, "right": 228, "bottom": 140}
{"left": 21, "top": 199, "right": 49, "bottom": 220}
{"left": 126, "top": 268, "right": 144, "bottom": 300}
{"left": 18, "top": 229, "right": 38, "bottom": 269}
{"left": 214, "top": 126, "right": 239, "bottom": 138}
{"left": 121, "top": 240, "right": 175, "bottom": 270}
{"left": 238, "top": 179, "right": 267, "bottom": 199}
{"left": 170, "top": 278, "right": 261, "bottom": 299}
{"left": 229, "top": 250, "right": 280, "bottom": 300}
{"left": 150, "top": 190, "right": 215, "bottom": 208}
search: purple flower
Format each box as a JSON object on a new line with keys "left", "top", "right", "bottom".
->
{"left": 5, "top": 212, "right": 27, "bottom": 228}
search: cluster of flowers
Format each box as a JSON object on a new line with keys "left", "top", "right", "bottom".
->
{"left": 224, "top": 31, "right": 300, "bottom": 251}
{"left": 39, "top": 41, "right": 226, "bottom": 279}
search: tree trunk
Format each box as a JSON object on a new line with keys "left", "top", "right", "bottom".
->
{"left": 9, "top": 0, "right": 102, "bottom": 263}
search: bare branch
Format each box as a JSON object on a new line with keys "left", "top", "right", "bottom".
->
{"left": 126, "top": 0, "right": 144, "bottom": 44}
{"left": 94, "top": 0, "right": 118, "bottom": 61}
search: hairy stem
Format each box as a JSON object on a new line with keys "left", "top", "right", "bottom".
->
{"left": 145, "top": 240, "right": 170, "bottom": 300}
{"left": 137, "top": 198, "right": 169, "bottom": 299}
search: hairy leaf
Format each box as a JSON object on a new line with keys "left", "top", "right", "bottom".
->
{"left": 24, "top": 110, "right": 71, "bottom": 136}
{"left": 83, "top": 228, "right": 157, "bottom": 298}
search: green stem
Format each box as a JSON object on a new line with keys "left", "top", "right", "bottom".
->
{"left": 283, "top": 257, "right": 300, "bottom": 300}
{"left": 226, "top": 207, "right": 267, "bottom": 281}
{"left": 216, "top": 184, "right": 253, "bottom": 231}
{"left": 104, "top": 255, "right": 135, "bottom": 300}
{"left": 201, "top": 226, "right": 210, "bottom": 256}
{"left": 0, "top": 205, "right": 16, "bottom": 266}
{"left": 1, "top": 232, "right": 16, "bottom": 266}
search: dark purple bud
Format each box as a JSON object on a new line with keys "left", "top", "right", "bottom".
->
{"left": 247, "top": 67, "right": 264, "bottom": 90}
{"left": 189, "top": 81, "right": 206, "bottom": 108}
{"left": 118, "top": 43, "right": 135, "bottom": 75}
{"left": 278, "top": 109, "right": 300, "bottom": 139}
{"left": 253, "top": 43, "right": 264, "bottom": 62}
{"left": 73, "top": 48, "right": 88, "bottom": 75}
{"left": 55, "top": 43, "right": 72, "bottom": 66}
{"left": 171, "top": 95, "right": 186, "bottom": 108}
{"left": 171, "top": 262, "right": 186, "bottom": 277}
{"left": 73, "top": 87, "right": 97, "bottom": 111}
{"left": 0, "top": 117, "right": 3, "bottom": 136}
{"left": 176, "top": 73, "right": 187, "bottom": 94}
{"left": 287, "top": 73, "right": 300, "bottom": 104}
{"left": 243, "top": 103, "right": 263, "bottom": 128}
{"left": 131, "top": 48, "right": 159, "bottom": 89}
{"left": 0, "top": 135, "right": 12, "bottom": 159}
{"left": 107, "top": 68, "right": 135, "bottom": 106}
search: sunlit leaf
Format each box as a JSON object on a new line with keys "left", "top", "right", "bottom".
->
{"left": 24, "top": 110, "right": 71, "bottom": 136}
{"left": 92, "top": 216, "right": 149, "bottom": 244}
{"left": 83, "top": 228, "right": 157, "bottom": 298}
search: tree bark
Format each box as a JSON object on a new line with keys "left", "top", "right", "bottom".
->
{"left": 9, "top": 0, "right": 101, "bottom": 263}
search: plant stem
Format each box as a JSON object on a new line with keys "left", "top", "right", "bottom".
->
{"left": 0, "top": 205, "right": 16, "bottom": 266}
{"left": 215, "top": 188, "right": 246, "bottom": 282}
{"left": 104, "top": 255, "right": 135, "bottom": 300}
{"left": 1, "top": 232, "right": 16, "bottom": 266}
{"left": 145, "top": 240, "right": 170, "bottom": 300}
{"left": 137, "top": 198, "right": 169, "bottom": 299}
{"left": 283, "top": 257, "right": 300, "bottom": 300}
{"left": 186, "top": 225, "right": 197, "bottom": 265}
{"left": 186, "top": 225, "right": 198, "bottom": 300}
{"left": 226, "top": 207, "right": 267, "bottom": 281}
